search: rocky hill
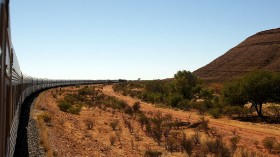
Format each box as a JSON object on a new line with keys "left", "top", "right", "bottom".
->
{"left": 194, "top": 28, "right": 280, "bottom": 82}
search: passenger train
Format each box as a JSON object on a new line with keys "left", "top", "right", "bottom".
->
{"left": 0, "top": 1, "right": 124, "bottom": 156}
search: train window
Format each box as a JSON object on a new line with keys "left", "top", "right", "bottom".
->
{"left": 5, "top": 43, "right": 10, "bottom": 77}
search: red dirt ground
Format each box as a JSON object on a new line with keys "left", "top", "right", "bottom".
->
{"left": 33, "top": 85, "right": 280, "bottom": 156}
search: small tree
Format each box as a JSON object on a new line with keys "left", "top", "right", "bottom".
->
{"left": 222, "top": 80, "right": 247, "bottom": 106}
{"left": 223, "top": 70, "right": 280, "bottom": 117}
{"left": 262, "top": 136, "right": 277, "bottom": 153}
{"left": 174, "top": 70, "right": 198, "bottom": 99}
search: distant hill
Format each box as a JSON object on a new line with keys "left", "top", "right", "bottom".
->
{"left": 194, "top": 28, "right": 280, "bottom": 82}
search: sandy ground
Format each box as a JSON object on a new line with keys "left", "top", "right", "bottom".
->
{"left": 102, "top": 85, "right": 280, "bottom": 156}
{"left": 34, "top": 86, "right": 186, "bottom": 157}
{"left": 34, "top": 85, "right": 280, "bottom": 157}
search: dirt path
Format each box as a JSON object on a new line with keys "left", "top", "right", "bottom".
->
{"left": 102, "top": 85, "right": 280, "bottom": 156}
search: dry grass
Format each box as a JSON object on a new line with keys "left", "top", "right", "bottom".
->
{"left": 32, "top": 85, "right": 280, "bottom": 156}
{"left": 33, "top": 95, "right": 54, "bottom": 157}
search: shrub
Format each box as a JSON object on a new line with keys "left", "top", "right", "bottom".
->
{"left": 138, "top": 113, "right": 149, "bottom": 130}
{"left": 109, "top": 135, "right": 117, "bottom": 145}
{"left": 152, "top": 128, "right": 163, "bottom": 145}
{"left": 172, "top": 118, "right": 182, "bottom": 130}
{"left": 209, "top": 108, "right": 222, "bottom": 119}
{"left": 177, "top": 99, "right": 190, "bottom": 110}
{"left": 253, "top": 140, "right": 259, "bottom": 148}
{"left": 197, "top": 117, "right": 209, "bottom": 134}
{"left": 110, "top": 120, "right": 119, "bottom": 131}
{"left": 205, "top": 137, "right": 231, "bottom": 157}
{"left": 132, "top": 101, "right": 141, "bottom": 112}
{"left": 191, "top": 102, "right": 208, "bottom": 115}
{"left": 223, "top": 106, "right": 245, "bottom": 118}
{"left": 144, "top": 150, "right": 162, "bottom": 157}
{"left": 52, "top": 93, "right": 57, "bottom": 99}
{"left": 124, "top": 119, "right": 134, "bottom": 133}
{"left": 192, "top": 132, "right": 201, "bottom": 146}
{"left": 145, "top": 122, "right": 152, "bottom": 136}
{"left": 115, "top": 101, "right": 128, "bottom": 110}
{"left": 64, "top": 94, "right": 78, "bottom": 104}
{"left": 230, "top": 135, "right": 240, "bottom": 155}
{"left": 84, "top": 119, "right": 94, "bottom": 130}
{"left": 239, "top": 147, "right": 249, "bottom": 157}
{"left": 124, "top": 106, "right": 134, "bottom": 116}
{"left": 166, "top": 131, "right": 183, "bottom": 152}
{"left": 167, "top": 94, "right": 183, "bottom": 108}
{"left": 268, "top": 104, "right": 280, "bottom": 118}
{"left": 67, "top": 105, "right": 82, "bottom": 115}
{"left": 276, "top": 142, "right": 280, "bottom": 152}
{"left": 78, "top": 86, "right": 94, "bottom": 95}
{"left": 39, "top": 113, "right": 51, "bottom": 123}
{"left": 181, "top": 133, "right": 194, "bottom": 156}
{"left": 58, "top": 100, "right": 71, "bottom": 112}
{"left": 262, "top": 136, "right": 277, "bottom": 153}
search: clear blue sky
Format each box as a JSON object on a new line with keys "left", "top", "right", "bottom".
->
{"left": 10, "top": 0, "right": 280, "bottom": 80}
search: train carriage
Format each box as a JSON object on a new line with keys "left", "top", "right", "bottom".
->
{"left": 0, "top": 1, "right": 124, "bottom": 156}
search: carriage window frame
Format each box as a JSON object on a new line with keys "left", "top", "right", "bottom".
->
{"left": 5, "top": 41, "right": 10, "bottom": 77}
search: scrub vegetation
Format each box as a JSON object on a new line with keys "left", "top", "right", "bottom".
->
{"left": 52, "top": 85, "right": 278, "bottom": 156}
{"left": 113, "top": 70, "right": 280, "bottom": 123}
{"left": 34, "top": 70, "right": 280, "bottom": 156}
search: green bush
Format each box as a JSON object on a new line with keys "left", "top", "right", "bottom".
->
{"left": 222, "top": 70, "right": 280, "bottom": 117}
{"left": 115, "top": 101, "right": 128, "bottom": 110}
{"left": 191, "top": 102, "right": 208, "bottom": 114}
{"left": 58, "top": 100, "right": 71, "bottom": 112}
{"left": 223, "top": 106, "right": 245, "bottom": 118}
{"left": 177, "top": 99, "right": 190, "bottom": 110}
{"left": 57, "top": 99, "right": 82, "bottom": 115}
{"left": 67, "top": 104, "right": 82, "bottom": 115}
{"left": 78, "top": 86, "right": 94, "bottom": 95}
{"left": 167, "top": 94, "right": 183, "bottom": 108}
{"left": 64, "top": 94, "right": 78, "bottom": 104}
{"left": 209, "top": 108, "right": 222, "bottom": 119}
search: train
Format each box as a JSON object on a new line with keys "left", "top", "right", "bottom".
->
{"left": 0, "top": 1, "right": 125, "bottom": 156}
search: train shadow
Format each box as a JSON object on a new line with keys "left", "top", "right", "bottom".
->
{"left": 14, "top": 90, "right": 41, "bottom": 157}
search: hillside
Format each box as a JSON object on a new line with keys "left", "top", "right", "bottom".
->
{"left": 194, "top": 28, "right": 280, "bottom": 82}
